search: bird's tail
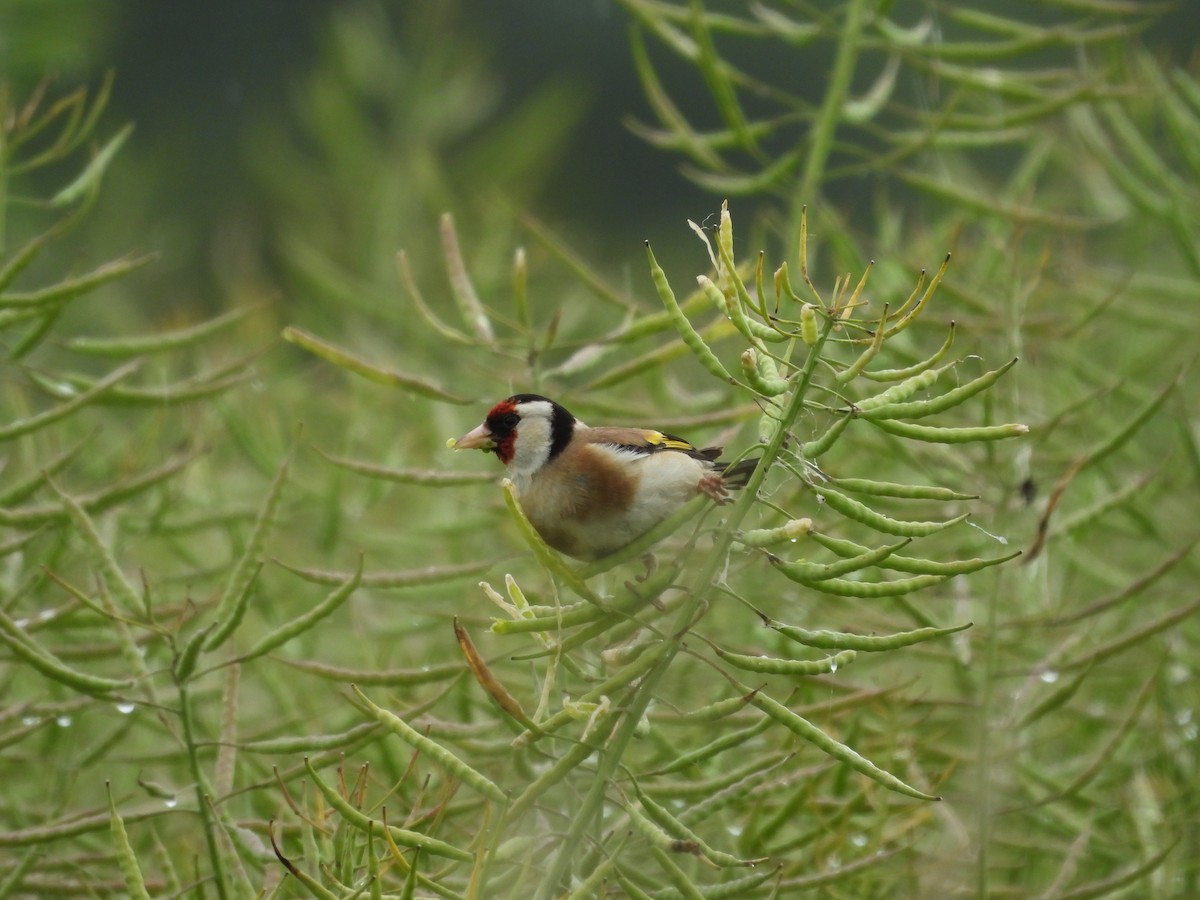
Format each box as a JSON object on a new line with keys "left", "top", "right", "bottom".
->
{"left": 718, "top": 458, "right": 759, "bottom": 489}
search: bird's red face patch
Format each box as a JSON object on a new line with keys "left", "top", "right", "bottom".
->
{"left": 485, "top": 399, "right": 521, "bottom": 465}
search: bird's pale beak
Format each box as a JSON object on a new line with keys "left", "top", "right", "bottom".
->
{"left": 451, "top": 423, "right": 495, "bottom": 452}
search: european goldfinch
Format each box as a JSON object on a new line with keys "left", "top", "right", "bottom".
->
{"left": 452, "top": 394, "right": 757, "bottom": 561}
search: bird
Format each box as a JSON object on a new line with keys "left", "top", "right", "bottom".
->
{"left": 452, "top": 393, "right": 757, "bottom": 561}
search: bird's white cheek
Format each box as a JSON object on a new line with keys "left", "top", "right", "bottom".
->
{"left": 509, "top": 420, "right": 554, "bottom": 476}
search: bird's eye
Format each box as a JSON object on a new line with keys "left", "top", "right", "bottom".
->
{"left": 497, "top": 412, "right": 520, "bottom": 431}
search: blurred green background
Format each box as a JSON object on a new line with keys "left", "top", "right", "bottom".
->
{"left": 4, "top": 0, "right": 1198, "bottom": 313}
{"left": 2, "top": 1, "right": 720, "bottom": 308}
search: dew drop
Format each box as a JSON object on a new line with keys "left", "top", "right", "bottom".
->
{"left": 37, "top": 608, "right": 56, "bottom": 622}
{"left": 116, "top": 702, "right": 136, "bottom": 715}
{"left": 829, "top": 662, "right": 838, "bottom": 674}
{"left": 851, "top": 833, "right": 868, "bottom": 847}
{"left": 56, "top": 715, "right": 72, "bottom": 728}
{"left": 727, "top": 823, "right": 743, "bottom": 836}
{"left": 13, "top": 618, "right": 29, "bottom": 629}
{"left": 164, "top": 798, "right": 178, "bottom": 809}
{"left": 21, "top": 716, "right": 40, "bottom": 727}
{"left": 1039, "top": 670, "right": 1059, "bottom": 684}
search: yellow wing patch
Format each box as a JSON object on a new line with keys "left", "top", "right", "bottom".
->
{"left": 644, "top": 431, "right": 698, "bottom": 453}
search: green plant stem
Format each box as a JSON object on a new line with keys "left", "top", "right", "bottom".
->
{"left": 975, "top": 575, "right": 1001, "bottom": 897}
{"left": 796, "top": 0, "right": 867, "bottom": 204}
{"left": 0, "top": 95, "right": 7, "bottom": 254}
{"left": 533, "top": 315, "right": 837, "bottom": 898}
{"left": 532, "top": 658, "right": 670, "bottom": 900}
{"left": 178, "top": 683, "right": 229, "bottom": 900}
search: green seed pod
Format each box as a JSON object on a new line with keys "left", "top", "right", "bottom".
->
{"left": 48, "top": 476, "right": 145, "bottom": 615}
{"left": 66, "top": 305, "right": 257, "bottom": 358}
{"left": 635, "top": 790, "right": 765, "bottom": 868}
{"left": 818, "top": 484, "right": 968, "bottom": 537}
{"left": 749, "top": 691, "right": 938, "bottom": 800}
{"left": 239, "top": 721, "right": 380, "bottom": 754}
{"left": 204, "top": 440, "right": 298, "bottom": 653}
{"left": 834, "top": 305, "right": 888, "bottom": 385}
{"left": 647, "top": 244, "right": 736, "bottom": 384}
{"left": 753, "top": 346, "right": 783, "bottom": 384}
{"left": 698, "top": 275, "right": 789, "bottom": 344}
{"left": 753, "top": 251, "right": 769, "bottom": 319}
{"left": 4, "top": 254, "right": 151, "bottom": 311}
{"left": 717, "top": 203, "right": 735, "bottom": 293}
{"left": 740, "top": 348, "right": 790, "bottom": 396}
{"left": 0, "top": 360, "right": 138, "bottom": 444}
{"left": 737, "top": 518, "right": 812, "bottom": 548}
{"left": 491, "top": 600, "right": 607, "bottom": 635}
{"left": 624, "top": 800, "right": 680, "bottom": 853}
{"left": 271, "top": 658, "right": 465, "bottom": 687}
{"left": 52, "top": 123, "right": 133, "bottom": 207}
{"left": 758, "top": 396, "right": 786, "bottom": 446}
{"left": 868, "top": 419, "right": 1030, "bottom": 443}
{"left": 239, "top": 559, "right": 362, "bottom": 664}
{"left": 862, "top": 322, "right": 956, "bottom": 382}
{"left": 172, "top": 621, "right": 219, "bottom": 683}
{"left": 441, "top": 212, "right": 497, "bottom": 344}
{"left": 854, "top": 366, "right": 944, "bottom": 412}
{"left": 768, "top": 618, "right": 972, "bottom": 651}
{"left": 505, "top": 574, "right": 530, "bottom": 612}
{"left": 107, "top": 783, "right": 151, "bottom": 900}
{"left": 883, "top": 253, "right": 949, "bottom": 338}
{"left": 788, "top": 571, "right": 950, "bottom": 598}
{"left": 513, "top": 246, "right": 530, "bottom": 331}
{"left": 649, "top": 718, "right": 773, "bottom": 776}
{"left": 711, "top": 227, "right": 793, "bottom": 344}
{"left": 303, "top": 758, "right": 473, "bottom": 861}
{"left": 775, "top": 261, "right": 800, "bottom": 303}
{"left": 800, "top": 414, "right": 852, "bottom": 459}
{"left": 770, "top": 539, "right": 910, "bottom": 582}
{"left": 648, "top": 845, "right": 706, "bottom": 896}
{"left": 0, "top": 608, "right": 133, "bottom": 696}
{"left": 810, "top": 530, "right": 1021, "bottom": 576}
{"left": 352, "top": 686, "right": 507, "bottom": 803}
{"left": 799, "top": 304, "right": 819, "bottom": 346}
{"left": 714, "top": 645, "right": 857, "bottom": 676}
{"left": 678, "top": 693, "right": 758, "bottom": 722}
{"left": 282, "top": 326, "right": 470, "bottom": 404}
{"left": 830, "top": 477, "right": 976, "bottom": 502}
{"left": 857, "top": 358, "right": 1019, "bottom": 421}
